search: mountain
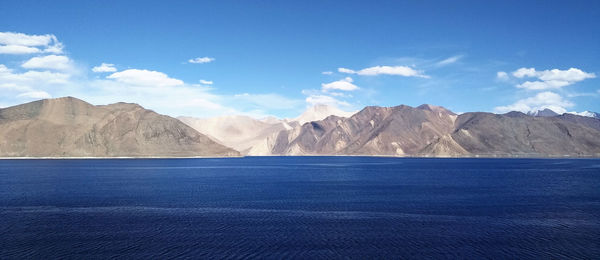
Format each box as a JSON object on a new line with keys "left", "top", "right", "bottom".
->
{"left": 177, "top": 115, "right": 297, "bottom": 154}
{"left": 426, "top": 112, "right": 600, "bottom": 157}
{"left": 556, "top": 113, "right": 600, "bottom": 132}
{"left": 527, "top": 108, "right": 559, "bottom": 117}
{"left": 568, "top": 111, "right": 600, "bottom": 119}
{"left": 293, "top": 104, "right": 356, "bottom": 124}
{"left": 251, "top": 104, "right": 458, "bottom": 156}
{"left": 3, "top": 98, "right": 599, "bottom": 158}
{"left": 527, "top": 109, "right": 600, "bottom": 120}
{"left": 0, "top": 97, "right": 239, "bottom": 157}
{"left": 250, "top": 104, "right": 600, "bottom": 157}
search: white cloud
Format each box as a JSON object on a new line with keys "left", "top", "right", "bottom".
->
{"left": 0, "top": 45, "right": 41, "bottom": 54}
{"left": 43, "top": 44, "right": 64, "bottom": 54}
{"left": 516, "top": 80, "right": 570, "bottom": 90}
{"left": 496, "top": 71, "right": 509, "bottom": 81}
{"left": 0, "top": 64, "right": 65, "bottom": 100}
{"left": 321, "top": 71, "right": 333, "bottom": 75}
{"left": 172, "top": 97, "right": 225, "bottom": 111}
{"left": 0, "top": 82, "right": 31, "bottom": 92}
{"left": 2, "top": 60, "right": 301, "bottom": 118}
{"left": 199, "top": 79, "right": 213, "bottom": 85}
{"left": 0, "top": 32, "right": 56, "bottom": 46}
{"left": 512, "top": 68, "right": 537, "bottom": 78}
{"left": 306, "top": 94, "right": 350, "bottom": 107}
{"left": 188, "top": 57, "right": 215, "bottom": 64}
{"left": 566, "top": 91, "right": 598, "bottom": 98}
{"left": 17, "top": 91, "right": 51, "bottom": 99}
{"left": 0, "top": 64, "right": 10, "bottom": 73}
{"left": 494, "top": 91, "right": 574, "bottom": 114}
{"left": 338, "top": 65, "right": 428, "bottom": 78}
{"left": 83, "top": 78, "right": 240, "bottom": 117}
{"left": 22, "top": 55, "right": 72, "bottom": 71}
{"left": 0, "top": 32, "right": 63, "bottom": 54}
{"left": 107, "top": 69, "right": 184, "bottom": 87}
{"left": 321, "top": 77, "right": 359, "bottom": 92}
{"left": 0, "top": 64, "right": 70, "bottom": 86}
{"left": 92, "top": 63, "right": 117, "bottom": 73}
{"left": 0, "top": 32, "right": 307, "bottom": 118}
{"left": 436, "top": 55, "right": 463, "bottom": 66}
{"left": 338, "top": 68, "right": 355, "bottom": 74}
{"left": 329, "top": 92, "right": 351, "bottom": 97}
{"left": 510, "top": 67, "right": 595, "bottom": 90}
{"left": 538, "top": 68, "right": 596, "bottom": 82}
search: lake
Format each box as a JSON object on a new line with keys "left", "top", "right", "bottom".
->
{"left": 1, "top": 157, "right": 599, "bottom": 258}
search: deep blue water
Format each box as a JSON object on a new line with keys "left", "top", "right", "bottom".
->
{"left": 0, "top": 157, "right": 599, "bottom": 259}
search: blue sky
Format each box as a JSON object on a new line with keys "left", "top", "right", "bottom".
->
{"left": 0, "top": 0, "right": 599, "bottom": 118}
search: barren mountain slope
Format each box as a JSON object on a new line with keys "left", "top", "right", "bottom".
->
{"left": 0, "top": 97, "right": 239, "bottom": 157}
{"left": 438, "top": 112, "right": 600, "bottom": 157}
{"left": 261, "top": 104, "right": 458, "bottom": 156}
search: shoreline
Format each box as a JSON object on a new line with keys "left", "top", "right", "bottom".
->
{"left": 1, "top": 155, "right": 599, "bottom": 159}
{"left": 0, "top": 156, "right": 244, "bottom": 160}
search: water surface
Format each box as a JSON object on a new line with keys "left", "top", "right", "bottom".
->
{"left": 1, "top": 157, "right": 599, "bottom": 258}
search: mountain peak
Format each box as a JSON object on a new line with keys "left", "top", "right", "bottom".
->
{"left": 44, "top": 96, "right": 93, "bottom": 106}
{"left": 417, "top": 104, "right": 456, "bottom": 115}
{"left": 527, "top": 108, "right": 558, "bottom": 117}
{"left": 567, "top": 111, "right": 600, "bottom": 119}
{"left": 504, "top": 111, "right": 528, "bottom": 118}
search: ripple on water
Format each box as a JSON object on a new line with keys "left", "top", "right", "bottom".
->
{"left": 1, "top": 157, "right": 599, "bottom": 258}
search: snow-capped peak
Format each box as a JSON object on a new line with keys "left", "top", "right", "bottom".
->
{"left": 567, "top": 111, "right": 600, "bottom": 119}
{"left": 527, "top": 108, "right": 559, "bottom": 117}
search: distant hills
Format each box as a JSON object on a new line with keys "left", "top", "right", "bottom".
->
{"left": 0, "top": 97, "right": 239, "bottom": 157}
{"left": 177, "top": 115, "right": 297, "bottom": 154}
{"left": 182, "top": 105, "right": 600, "bottom": 157}
{"left": 1, "top": 97, "right": 599, "bottom": 158}
{"left": 176, "top": 104, "right": 353, "bottom": 155}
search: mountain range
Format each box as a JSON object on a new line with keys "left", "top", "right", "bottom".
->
{"left": 0, "top": 97, "right": 238, "bottom": 157}
{"left": 1, "top": 97, "right": 599, "bottom": 157}
{"left": 224, "top": 105, "right": 600, "bottom": 157}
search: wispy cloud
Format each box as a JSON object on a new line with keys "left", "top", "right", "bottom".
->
{"left": 232, "top": 93, "right": 303, "bottom": 111}
{"left": 435, "top": 55, "right": 463, "bottom": 67}
{"left": 17, "top": 90, "right": 51, "bottom": 99}
{"left": 338, "top": 65, "right": 428, "bottom": 78}
{"left": 0, "top": 64, "right": 67, "bottom": 101}
{"left": 496, "top": 71, "right": 509, "bottom": 81}
{"left": 92, "top": 63, "right": 117, "bottom": 73}
{"left": 305, "top": 94, "right": 350, "bottom": 107}
{"left": 188, "top": 57, "right": 215, "bottom": 64}
{"left": 199, "top": 79, "right": 213, "bottom": 85}
{"left": 566, "top": 92, "right": 598, "bottom": 98}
